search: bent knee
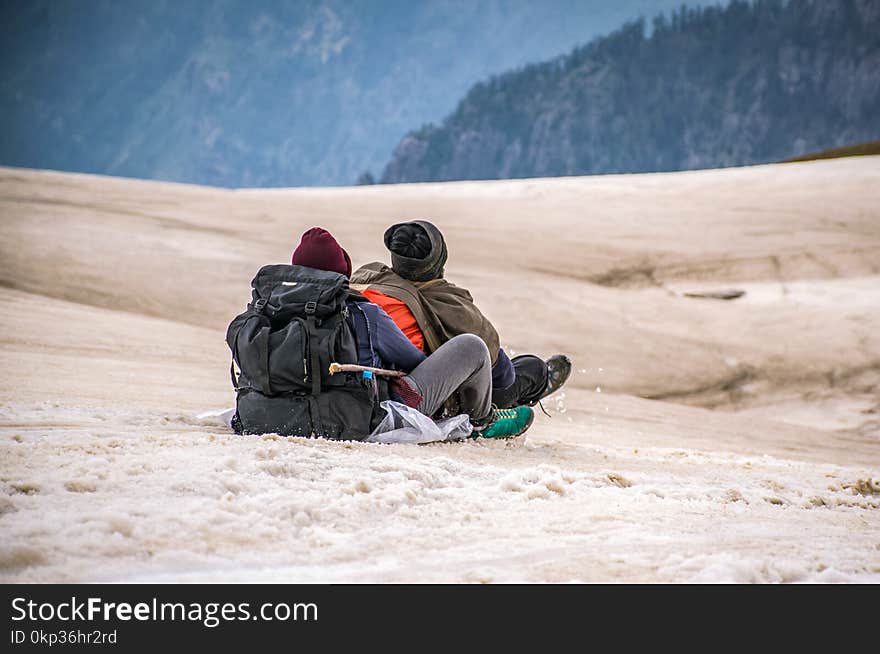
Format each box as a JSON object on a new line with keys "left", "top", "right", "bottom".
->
{"left": 448, "top": 333, "right": 490, "bottom": 360}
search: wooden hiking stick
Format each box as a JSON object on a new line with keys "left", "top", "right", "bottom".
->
{"left": 328, "top": 363, "right": 406, "bottom": 378}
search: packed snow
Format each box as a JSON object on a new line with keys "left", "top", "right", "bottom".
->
{"left": 0, "top": 159, "right": 878, "bottom": 582}
{"left": 2, "top": 400, "right": 878, "bottom": 582}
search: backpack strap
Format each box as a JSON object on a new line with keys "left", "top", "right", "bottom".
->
{"left": 229, "top": 322, "right": 240, "bottom": 390}
{"left": 305, "top": 300, "right": 324, "bottom": 436}
{"left": 304, "top": 302, "right": 321, "bottom": 396}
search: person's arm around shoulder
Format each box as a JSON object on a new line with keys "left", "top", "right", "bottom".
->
{"left": 372, "top": 303, "right": 427, "bottom": 373}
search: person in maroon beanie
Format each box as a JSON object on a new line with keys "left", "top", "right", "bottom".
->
{"left": 285, "top": 227, "right": 535, "bottom": 438}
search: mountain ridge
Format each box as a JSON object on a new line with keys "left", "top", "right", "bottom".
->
{"left": 0, "top": 0, "right": 713, "bottom": 187}
{"left": 380, "top": 0, "right": 880, "bottom": 183}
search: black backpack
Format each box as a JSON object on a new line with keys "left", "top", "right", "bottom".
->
{"left": 226, "top": 264, "right": 388, "bottom": 440}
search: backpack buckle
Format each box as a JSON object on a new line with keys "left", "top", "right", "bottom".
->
{"left": 305, "top": 300, "right": 317, "bottom": 315}
{"left": 253, "top": 298, "right": 267, "bottom": 314}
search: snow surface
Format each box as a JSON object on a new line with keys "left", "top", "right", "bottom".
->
{"left": 2, "top": 398, "right": 878, "bottom": 583}
{"left": 0, "top": 159, "right": 878, "bottom": 582}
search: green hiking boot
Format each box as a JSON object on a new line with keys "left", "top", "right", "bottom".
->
{"left": 470, "top": 406, "right": 535, "bottom": 439}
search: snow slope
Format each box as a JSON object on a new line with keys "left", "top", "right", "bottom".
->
{"left": 0, "top": 159, "right": 878, "bottom": 582}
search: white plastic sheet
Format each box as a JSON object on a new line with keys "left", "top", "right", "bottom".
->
{"left": 196, "top": 407, "right": 236, "bottom": 429}
{"left": 365, "top": 400, "right": 472, "bottom": 444}
{"left": 197, "top": 401, "right": 471, "bottom": 444}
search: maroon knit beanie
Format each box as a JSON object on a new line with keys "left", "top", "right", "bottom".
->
{"left": 291, "top": 227, "right": 352, "bottom": 278}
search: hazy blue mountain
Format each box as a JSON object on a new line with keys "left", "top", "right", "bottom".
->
{"left": 0, "top": 0, "right": 715, "bottom": 187}
{"left": 381, "top": 0, "right": 880, "bottom": 184}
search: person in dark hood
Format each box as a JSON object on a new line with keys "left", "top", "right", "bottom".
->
{"left": 289, "top": 227, "right": 535, "bottom": 439}
{"left": 350, "top": 220, "right": 572, "bottom": 410}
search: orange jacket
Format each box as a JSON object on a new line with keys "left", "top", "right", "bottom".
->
{"left": 363, "top": 289, "right": 426, "bottom": 352}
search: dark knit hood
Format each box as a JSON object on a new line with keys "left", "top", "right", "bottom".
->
{"left": 383, "top": 220, "right": 448, "bottom": 282}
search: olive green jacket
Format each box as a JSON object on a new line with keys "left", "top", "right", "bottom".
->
{"left": 350, "top": 262, "right": 500, "bottom": 366}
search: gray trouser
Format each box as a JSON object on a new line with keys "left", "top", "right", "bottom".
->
{"left": 403, "top": 333, "right": 493, "bottom": 423}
